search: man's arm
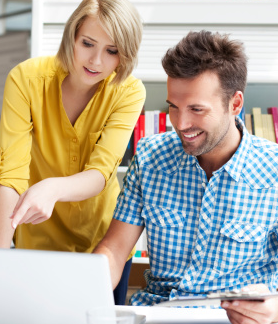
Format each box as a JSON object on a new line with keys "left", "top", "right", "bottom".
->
{"left": 94, "top": 219, "right": 144, "bottom": 289}
{"left": 0, "top": 185, "right": 19, "bottom": 248}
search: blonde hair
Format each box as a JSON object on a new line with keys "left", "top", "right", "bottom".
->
{"left": 56, "top": 0, "right": 142, "bottom": 84}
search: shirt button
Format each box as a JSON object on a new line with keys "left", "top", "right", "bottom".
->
{"left": 72, "top": 138, "right": 77, "bottom": 143}
{"left": 184, "top": 275, "right": 191, "bottom": 281}
{"left": 72, "top": 156, "right": 77, "bottom": 161}
{"left": 197, "top": 245, "right": 202, "bottom": 251}
{"left": 202, "top": 182, "right": 206, "bottom": 188}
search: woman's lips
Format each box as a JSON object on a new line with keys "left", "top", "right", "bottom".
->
{"left": 84, "top": 67, "right": 101, "bottom": 76}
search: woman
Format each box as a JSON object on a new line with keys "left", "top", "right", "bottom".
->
{"left": 0, "top": 0, "right": 145, "bottom": 304}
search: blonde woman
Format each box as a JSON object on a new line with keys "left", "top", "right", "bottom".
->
{"left": 0, "top": 0, "right": 145, "bottom": 304}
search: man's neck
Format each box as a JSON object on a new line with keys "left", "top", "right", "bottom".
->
{"left": 197, "top": 126, "right": 242, "bottom": 181}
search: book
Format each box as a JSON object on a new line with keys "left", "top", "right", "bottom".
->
{"left": 244, "top": 113, "right": 253, "bottom": 134}
{"left": 159, "top": 112, "right": 167, "bottom": 133}
{"left": 268, "top": 107, "right": 278, "bottom": 143}
{"left": 154, "top": 110, "right": 160, "bottom": 134}
{"left": 139, "top": 114, "right": 145, "bottom": 139}
{"left": 133, "top": 118, "right": 140, "bottom": 155}
{"left": 266, "top": 114, "right": 276, "bottom": 143}
{"left": 252, "top": 107, "right": 264, "bottom": 138}
{"left": 261, "top": 114, "right": 270, "bottom": 141}
{"left": 145, "top": 111, "right": 155, "bottom": 137}
{"left": 135, "top": 228, "right": 148, "bottom": 258}
{"left": 166, "top": 114, "right": 174, "bottom": 132}
{"left": 120, "top": 133, "right": 134, "bottom": 166}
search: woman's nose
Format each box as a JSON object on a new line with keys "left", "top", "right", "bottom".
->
{"left": 90, "top": 50, "right": 102, "bottom": 66}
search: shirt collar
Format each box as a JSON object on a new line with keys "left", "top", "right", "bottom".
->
{"left": 222, "top": 116, "right": 251, "bottom": 182}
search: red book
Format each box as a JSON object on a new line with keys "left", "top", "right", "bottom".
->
{"left": 159, "top": 112, "right": 166, "bottom": 133}
{"left": 267, "top": 107, "right": 278, "bottom": 143}
{"left": 139, "top": 114, "right": 145, "bottom": 139}
{"left": 133, "top": 118, "right": 140, "bottom": 155}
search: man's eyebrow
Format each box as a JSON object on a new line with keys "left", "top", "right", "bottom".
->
{"left": 166, "top": 100, "right": 178, "bottom": 108}
{"left": 82, "top": 35, "right": 117, "bottom": 47}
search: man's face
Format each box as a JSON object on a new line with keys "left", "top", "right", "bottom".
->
{"left": 167, "top": 71, "right": 234, "bottom": 158}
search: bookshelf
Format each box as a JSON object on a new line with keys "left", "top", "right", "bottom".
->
{"left": 0, "top": 31, "right": 30, "bottom": 114}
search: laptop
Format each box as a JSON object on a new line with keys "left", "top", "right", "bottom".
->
{"left": 0, "top": 249, "right": 117, "bottom": 324}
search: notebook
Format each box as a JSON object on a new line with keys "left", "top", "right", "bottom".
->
{"left": 0, "top": 249, "right": 116, "bottom": 324}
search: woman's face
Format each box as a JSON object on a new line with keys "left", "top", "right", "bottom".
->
{"left": 72, "top": 16, "right": 120, "bottom": 89}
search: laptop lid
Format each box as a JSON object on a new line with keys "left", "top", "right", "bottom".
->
{"left": 0, "top": 249, "right": 114, "bottom": 324}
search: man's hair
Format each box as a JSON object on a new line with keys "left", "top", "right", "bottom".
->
{"left": 56, "top": 0, "right": 142, "bottom": 85}
{"left": 162, "top": 30, "right": 248, "bottom": 105}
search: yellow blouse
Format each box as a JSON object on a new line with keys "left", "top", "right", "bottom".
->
{"left": 0, "top": 56, "right": 146, "bottom": 253}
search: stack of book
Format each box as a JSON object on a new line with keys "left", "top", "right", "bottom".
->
{"left": 121, "top": 109, "right": 174, "bottom": 166}
{"left": 244, "top": 106, "right": 278, "bottom": 143}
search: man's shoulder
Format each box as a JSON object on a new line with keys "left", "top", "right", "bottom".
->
{"left": 243, "top": 135, "right": 278, "bottom": 188}
{"left": 249, "top": 135, "right": 278, "bottom": 159}
{"left": 135, "top": 132, "right": 185, "bottom": 172}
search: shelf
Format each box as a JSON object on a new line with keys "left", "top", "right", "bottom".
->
{"left": 118, "top": 166, "right": 128, "bottom": 173}
{"left": 132, "top": 257, "right": 149, "bottom": 264}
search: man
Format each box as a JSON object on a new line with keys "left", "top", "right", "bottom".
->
{"left": 95, "top": 31, "right": 278, "bottom": 323}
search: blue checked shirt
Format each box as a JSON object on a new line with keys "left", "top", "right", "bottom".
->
{"left": 113, "top": 117, "right": 278, "bottom": 306}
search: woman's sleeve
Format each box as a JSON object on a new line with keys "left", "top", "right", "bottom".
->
{"left": 84, "top": 79, "right": 146, "bottom": 189}
{"left": 0, "top": 66, "right": 32, "bottom": 194}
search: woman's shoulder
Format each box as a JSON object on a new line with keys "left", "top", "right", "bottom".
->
{"left": 10, "top": 56, "right": 61, "bottom": 79}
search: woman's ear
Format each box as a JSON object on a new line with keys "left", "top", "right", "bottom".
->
{"left": 230, "top": 91, "right": 244, "bottom": 116}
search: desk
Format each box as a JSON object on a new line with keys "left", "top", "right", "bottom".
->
{"left": 116, "top": 306, "right": 230, "bottom": 324}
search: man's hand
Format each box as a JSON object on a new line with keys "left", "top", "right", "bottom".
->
{"left": 221, "top": 284, "right": 278, "bottom": 324}
{"left": 10, "top": 178, "right": 59, "bottom": 229}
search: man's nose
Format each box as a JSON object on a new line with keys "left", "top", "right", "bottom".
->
{"left": 176, "top": 111, "right": 193, "bottom": 130}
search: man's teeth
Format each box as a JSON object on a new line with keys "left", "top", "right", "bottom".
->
{"left": 184, "top": 132, "right": 202, "bottom": 138}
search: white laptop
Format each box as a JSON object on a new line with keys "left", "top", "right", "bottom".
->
{"left": 0, "top": 248, "right": 115, "bottom": 324}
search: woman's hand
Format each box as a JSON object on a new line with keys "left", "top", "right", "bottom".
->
{"left": 10, "top": 170, "right": 105, "bottom": 229}
{"left": 221, "top": 284, "right": 278, "bottom": 324}
{"left": 10, "top": 178, "right": 60, "bottom": 228}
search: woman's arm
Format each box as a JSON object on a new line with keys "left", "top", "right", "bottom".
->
{"left": 0, "top": 185, "right": 19, "bottom": 248}
{"left": 10, "top": 169, "right": 105, "bottom": 228}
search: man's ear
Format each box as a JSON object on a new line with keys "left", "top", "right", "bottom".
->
{"left": 230, "top": 91, "right": 244, "bottom": 116}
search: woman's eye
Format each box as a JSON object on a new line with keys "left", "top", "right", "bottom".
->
{"left": 107, "top": 49, "right": 118, "bottom": 55}
{"left": 82, "top": 40, "right": 93, "bottom": 47}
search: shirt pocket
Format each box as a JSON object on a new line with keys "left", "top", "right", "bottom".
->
{"left": 213, "top": 220, "right": 267, "bottom": 273}
{"left": 141, "top": 205, "right": 190, "bottom": 272}
{"left": 142, "top": 204, "right": 185, "bottom": 227}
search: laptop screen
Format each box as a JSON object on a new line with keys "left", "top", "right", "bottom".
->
{"left": 0, "top": 249, "right": 114, "bottom": 324}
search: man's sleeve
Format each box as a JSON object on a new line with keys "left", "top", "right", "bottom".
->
{"left": 113, "top": 143, "right": 145, "bottom": 226}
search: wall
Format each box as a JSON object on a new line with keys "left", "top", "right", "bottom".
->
{"left": 144, "top": 82, "right": 278, "bottom": 114}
